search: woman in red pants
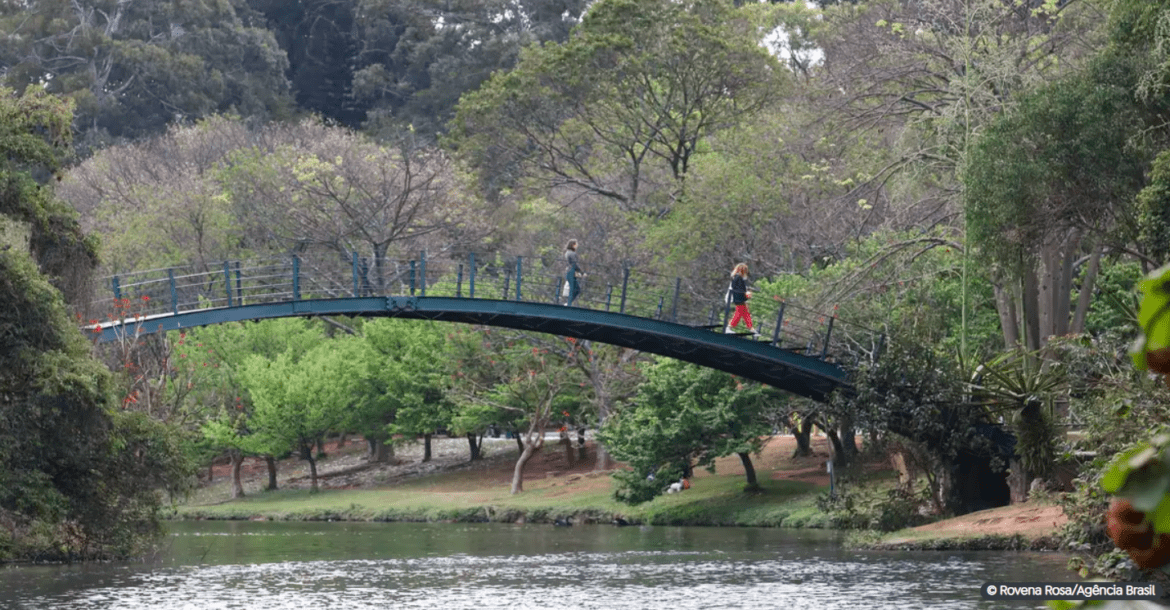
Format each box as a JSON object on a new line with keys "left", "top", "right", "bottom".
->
{"left": 725, "top": 263, "right": 759, "bottom": 337}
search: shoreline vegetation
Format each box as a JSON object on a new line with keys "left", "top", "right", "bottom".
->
{"left": 175, "top": 435, "right": 1070, "bottom": 554}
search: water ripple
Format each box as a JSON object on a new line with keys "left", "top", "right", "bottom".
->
{"left": 16, "top": 550, "right": 1049, "bottom": 610}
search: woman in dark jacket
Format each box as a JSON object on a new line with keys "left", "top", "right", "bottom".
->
{"left": 564, "top": 239, "right": 586, "bottom": 306}
{"left": 726, "top": 263, "right": 758, "bottom": 336}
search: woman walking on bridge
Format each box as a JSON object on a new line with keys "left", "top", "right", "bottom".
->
{"left": 725, "top": 263, "right": 759, "bottom": 337}
{"left": 564, "top": 239, "right": 586, "bottom": 307}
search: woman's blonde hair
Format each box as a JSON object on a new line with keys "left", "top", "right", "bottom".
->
{"left": 565, "top": 239, "right": 578, "bottom": 251}
{"left": 732, "top": 263, "right": 748, "bottom": 277}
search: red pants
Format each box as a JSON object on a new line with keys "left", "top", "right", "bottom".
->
{"left": 730, "top": 304, "right": 753, "bottom": 330}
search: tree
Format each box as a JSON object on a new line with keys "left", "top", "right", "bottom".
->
{"left": 349, "top": 318, "right": 452, "bottom": 463}
{"left": 194, "top": 318, "right": 323, "bottom": 497}
{"left": 1, "top": 87, "right": 191, "bottom": 560}
{"left": 798, "top": 0, "right": 1104, "bottom": 359}
{"left": 600, "top": 359, "right": 771, "bottom": 504}
{"left": 964, "top": 52, "right": 1154, "bottom": 351}
{"left": 0, "top": 0, "right": 293, "bottom": 152}
{"left": 814, "top": 0, "right": 1098, "bottom": 209}
{"left": 568, "top": 341, "right": 645, "bottom": 471}
{"left": 493, "top": 342, "right": 584, "bottom": 494}
{"left": 220, "top": 119, "right": 467, "bottom": 290}
{"left": 838, "top": 340, "right": 1009, "bottom": 514}
{"left": 239, "top": 338, "right": 360, "bottom": 493}
{"left": 58, "top": 116, "right": 260, "bottom": 274}
{"left": 450, "top": 330, "right": 586, "bottom": 493}
{"left": 1136, "top": 150, "right": 1170, "bottom": 265}
{"left": 645, "top": 102, "right": 890, "bottom": 289}
{"left": 449, "top": 0, "right": 784, "bottom": 214}
{"left": 354, "top": 0, "right": 589, "bottom": 138}
{"left": 244, "top": 0, "right": 364, "bottom": 126}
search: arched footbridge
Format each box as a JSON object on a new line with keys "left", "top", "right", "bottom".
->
{"left": 85, "top": 252, "right": 885, "bottom": 402}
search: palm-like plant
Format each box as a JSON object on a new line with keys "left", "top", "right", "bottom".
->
{"left": 970, "top": 349, "right": 1066, "bottom": 479}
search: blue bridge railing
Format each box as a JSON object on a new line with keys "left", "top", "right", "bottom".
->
{"left": 87, "top": 251, "right": 884, "bottom": 367}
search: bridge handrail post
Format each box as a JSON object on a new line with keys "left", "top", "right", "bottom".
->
{"left": 409, "top": 260, "right": 417, "bottom": 296}
{"left": 820, "top": 316, "right": 836, "bottom": 360}
{"left": 292, "top": 255, "right": 300, "bottom": 301}
{"left": 605, "top": 285, "right": 613, "bottom": 311}
{"left": 111, "top": 275, "right": 122, "bottom": 303}
{"left": 619, "top": 267, "right": 630, "bottom": 314}
{"left": 655, "top": 296, "right": 664, "bottom": 320}
{"left": 670, "top": 277, "right": 681, "bottom": 323}
{"left": 223, "top": 261, "right": 233, "bottom": 308}
{"left": 456, "top": 264, "right": 463, "bottom": 298}
{"left": 352, "top": 252, "right": 360, "bottom": 297}
{"left": 168, "top": 269, "right": 178, "bottom": 315}
{"left": 515, "top": 256, "right": 522, "bottom": 301}
{"left": 235, "top": 262, "right": 243, "bottom": 305}
{"left": 771, "top": 301, "right": 786, "bottom": 346}
{"left": 469, "top": 253, "right": 476, "bottom": 299}
{"left": 420, "top": 251, "right": 427, "bottom": 297}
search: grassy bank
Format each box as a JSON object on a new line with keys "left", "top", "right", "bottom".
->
{"left": 174, "top": 436, "right": 1070, "bottom": 550}
{"left": 175, "top": 436, "right": 838, "bottom": 528}
{"left": 174, "top": 475, "right": 831, "bottom": 527}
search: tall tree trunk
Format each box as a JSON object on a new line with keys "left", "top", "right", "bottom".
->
{"left": 301, "top": 443, "right": 320, "bottom": 493}
{"left": 307, "top": 454, "right": 319, "bottom": 494}
{"left": 1007, "top": 457, "right": 1029, "bottom": 504}
{"left": 366, "top": 437, "right": 393, "bottom": 463}
{"left": 1022, "top": 265, "right": 1042, "bottom": 352}
{"left": 265, "top": 455, "right": 278, "bottom": 491}
{"left": 791, "top": 415, "right": 814, "bottom": 458}
{"left": 593, "top": 403, "right": 616, "bottom": 471}
{"left": 230, "top": 450, "right": 246, "bottom": 499}
{"left": 993, "top": 281, "right": 1021, "bottom": 348}
{"left": 373, "top": 243, "right": 389, "bottom": 293}
{"left": 336, "top": 432, "right": 348, "bottom": 448}
{"left": 1053, "top": 236, "right": 1076, "bottom": 338}
{"left": 839, "top": 416, "right": 858, "bottom": 460}
{"left": 825, "top": 426, "right": 849, "bottom": 467}
{"left": 423, "top": 433, "right": 432, "bottom": 462}
{"left": 466, "top": 432, "right": 481, "bottom": 461}
{"left": 1070, "top": 243, "right": 1102, "bottom": 334}
{"left": 581, "top": 342, "right": 628, "bottom": 473}
{"left": 513, "top": 432, "right": 524, "bottom": 454}
{"left": 738, "top": 452, "right": 760, "bottom": 491}
{"left": 560, "top": 429, "right": 575, "bottom": 468}
{"left": 1038, "top": 242, "right": 1056, "bottom": 341}
{"left": 511, "top": 431, "right": 544, "bottom": 494}
{"left": 577, "top": 427, "right": 587, "bottom": 463}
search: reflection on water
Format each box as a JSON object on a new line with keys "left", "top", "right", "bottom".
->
{"left": 0, "top": 521, "right": 1075, "bottom": 609}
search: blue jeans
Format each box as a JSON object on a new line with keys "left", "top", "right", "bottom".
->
{"left": 565, "top": 270, "right": 580, "bottom": 306}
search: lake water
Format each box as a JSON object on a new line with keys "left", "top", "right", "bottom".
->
{"left": 0, "top": 520, "right": 1081, "bottom": 609}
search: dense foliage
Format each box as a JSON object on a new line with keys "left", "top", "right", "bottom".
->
{"left": 600, "top": 360, "right": 771, "bottom": 504}
{"left": 0, "top": 88, "right": 191, "bottom": 561}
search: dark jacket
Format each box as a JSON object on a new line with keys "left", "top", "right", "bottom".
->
{"left": 730, "top": 274, "right": 748, "bottom": 305}
{"left": 565, "top": 249, "right": 583, "bottom": 275}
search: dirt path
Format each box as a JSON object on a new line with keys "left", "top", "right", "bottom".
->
{"left": 884, "top": 503, "right": 1068, "bottom": 544}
